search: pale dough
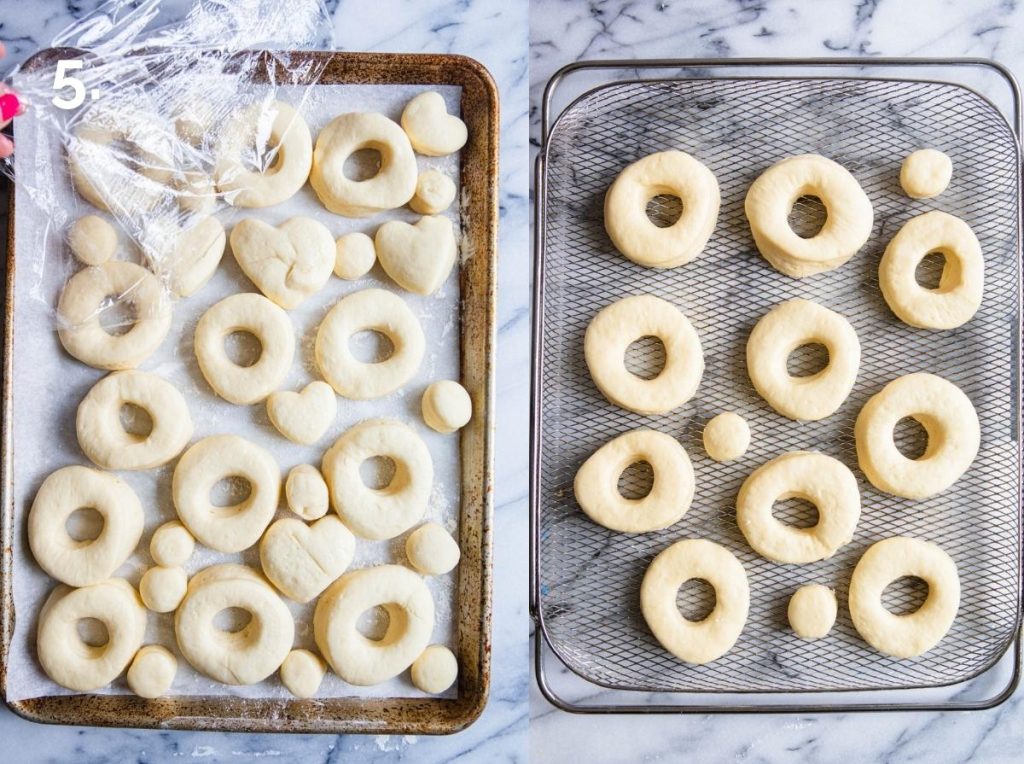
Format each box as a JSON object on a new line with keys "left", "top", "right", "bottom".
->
{"left": 736, "top": 451, "right": 860, "bottom": 564}
{"left": 322, "top": 419, "right": 433, "bottom": 540}
{"left": 401, "top": 91, "right": 468, "bottom": 156}
{"left": 280, "top": 649, "right": 326, "bottom": 699}
{"left": 410, "top": 170, "right": 457, "bottom": 214}
{"left": 76, "top": 370, "right": 193, "bottom": 471}
{"left": 745, "top": 154, "right": 873, "bottom": 277}
{"left": 176, "top": 170, "right": 217, "bottom": 215}
{"left": 746, "top": 298, "right": 860, "bottom": 421}
{"left": 375, "top": 215, "right": 457, "bottom": 296}
{"left": 879, "top": 211, "right": 983, "bottom": 330}
{"left": 855, "top": 372, "right": 980, "bottom": 499}
{"left": 314, "top": 565, "right": 434, "bottom": 686}
{"left": 574, "top": 429, "right": 694, "bottom": 534}
{"left": 127, "top": 645, "right": 177, "bottom": 698}
{"left": 69, "top": 215, "right": 116, "bottom": 266}
{"left": 334, "top": 231, "right": 377, "bottom": 280}
{"left": 157, "top": 215, "right": 226, "bottom": 298}
{"left": 267, "top": 380, "right": 337, "bottom": 445}
{"left": 194, "top": 292, "right": 295, "bottom": 405}
{"left": 259, "top": 515, "right": 355, "bottom": 603}
{"left": 421, "top": 380, "right": 472, "bottom": 433}
{"left": 405, "top": 522, "right": 461, "bottom": 576}
{"left": 172, "top": 434, "right": 280, "bottom": 553}
{"left": 788, "top": 584, "right": 837, "bottom": 640}
{"left": 849, "top": 537, "right": 960, "bottom": 658}
{"left": 310, "top": 112, "right": 417, "bottom": 216}
{"left": 640, "top": 539, "right": 749, "bottom": 664}
{"left": 139, "top": 565, "right": 188, "bottom": 613}
{"left": 411, "top": 645, "right": 458, "bottom": 694}
{"left": 900, "top": 149, "right": 952, "bottom": 199}
{"left": 150, "top": 520, "right": 195, "bottom": 567}
{"left": 285, "top": 464, "right": 330, "bottom": 521}
{"left": 230, "top": 217, "right": 335, "bottom": 309}
{"left": 702, "top": 412, "right": 750, "bottom": 461}
{"left": 29, "top": 465, "right": 143, "bottom": 587}
{"left": 584, "top": 294, "right": 704, "bottom": 415}
{"left": 315, "top": 288, "right": 425, "bottom": 399}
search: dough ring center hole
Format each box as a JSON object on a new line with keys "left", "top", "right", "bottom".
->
{"left": 97, "top": 295, "right": 139, "bottom": 337}
{"left": 119, "top": 402, "right": 154, "bottom": 439}
{"left": 224, "top": 330, "right": 263, "bottom": 368}
{"left": 343, "top": 148, "right": 383, "bottom": 182}
{"left": 617, "top": 459, "right": 654, "bottom": 500}
{"left": 893, "top": 416, "right": 930, "bottom": 460}
{"left": 786, "top": 342, "right": 829, "bottom": 378}
{"left": 356, "top": 605, "right": 392, "bottom": 642}
{"left": 771, "top": 496, "right": 820, "bottom": 530}
{"left": 65, "top": 506, "right": 104, "bottom": 544}
{"left": 881, "top": 575, "right": 930, "bottom": 616}
{"left": 209, "top": 476, "right": 253, "bottom": 510}
{"left": 359, "top": 456, "right": 397, "bottom": 491}
{"left": 787, "top": 194, "right": 828, "bottom": 239}
{"left": 915, "top": 250, "right": 949, "bottom": 291}
{"left": 624, "top": 335, "right": 666, "bottom": 381}
{"left": 76, "top": 617, "right": 110, "bottom": 649}
{"left": 675, "top": 578, "right": 717, "bottom": 622}
{"left": 349, "top": 330, "right": 395, "bottom": 363}
{"left": 644, "top": 193, "right": 683, "bottom": 228}
{"left": 213, "top": 606, "right": 253, "bottom": 634}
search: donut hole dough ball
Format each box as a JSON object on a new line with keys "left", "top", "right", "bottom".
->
{"left": 195, "top": 293, "right": 295, "bottom": 405}
{"left": 37, "top": 579, "right": 147, "bottom": 691}
{"left": 850, "top": 537, "right": 960, "bottom": 658}
{"left": 737, "top": 451, "right": 861, "bottom": 563}
{"left": 900, "top": 149, "right": 953, "bottom": 199}
{"left": 29, "top": 465, "right": 144, "bottom": 587}
{"left": 172, "top": 435, "right": 280, "bottom": 553}
{"left": 584, "top": 295, "right": 704, "bottom": 415}
{"left": 788, "top": 584, "right": 838, "bottom": 639}
{"left": 322, "top": 419, "right": 433, "bottom": 540}
{"left": 406, "top": 522, "right": 461, "bottom": 575}
{"left": 411, "top": 645, "right": 458, "bottom": 694}
{"left": 410, "top": 170, "right": 457, "bottom": 215}
{"left": 214, "top": 100, "right": 312, "bottom": 208}
{"left": 76, "top": 370, "right": 193, "bottom": 471}
{"left": 175, "top": 564, "right": 295, "bottom": 685}
{"left": 703, "top": 412, "right": 751, "bottom": 461}
{"left": 69, "top": 215, "right": 117, "bottom": 266}
{"left": 280, "top": 649, "right": 326, "bottom": 699}
{"left": 315, "top": 288, "right": 425, "bottom": 399}
{"left": 855, "top": 372, "right": 979, "bottom": 500}
{"left": 746, "top": 299, "right": 860, "bottom": 421}
{"left": 334, "top": 231, "right": 377, "bottom": 280}
{"left": 139, "top": 565, "right": 188, "bottom": 613}
{"left": 421, "top": 380, "right": 472, "bottom": 433}
{"left": 604, "top": 150, "right": 720, "bottom": 268}
{"left": 311, "top": 112, "right": 418, "bottom": 217}
{"left": 314, "top": 565, "right": 435, "bottom": 686}
{"left": 574, "top": 429, "right": 695, "bottom": 533}
{"left": 286, "top": 464, "right": 330, "bottom": 521}
{"left": 58, "top": 261, "right": 172, "bottom": 371}
{"left": 150, "top": 520, "right": 195, "bottom": 567}
{"left": 879, "top": 211, "right": 983, "bottom": 330}
{"left": 640, "top": 539, "right": 749, "bottom": 664}
{"left": 745, "top": 154, "right": 873, "bottom": 277}
{"left": 127, "top": 645, "right": 177, "bottom": 698}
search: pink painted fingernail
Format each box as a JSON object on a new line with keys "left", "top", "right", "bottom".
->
{"left": 0, "top": 93, "right": 20, "bottom": 121}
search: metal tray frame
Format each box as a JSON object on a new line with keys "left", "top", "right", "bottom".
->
{"left": 2, "top": 49, "right": 498, "bottom": 735}
{"left": 530, "top": 57, "right": 1024, "bottom": 714}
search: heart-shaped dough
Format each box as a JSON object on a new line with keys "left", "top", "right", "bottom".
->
{"left": 375, "top": 215, "right": 457, "bottom": 296}
{"left": 266, "top": 380, "right": 337, "bottom": 444}
{"left": 401, "top": 92, "right": 468, "bottom": 156}
{"left": 259, "top": 516, "right": 355, "bottom": 603}
{"left": 230, "top": 217, "right": 334, "bottom": 309}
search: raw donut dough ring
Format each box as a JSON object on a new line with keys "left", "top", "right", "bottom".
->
{"left": 584, "top": 294, "right": 704, "bottom": 415}
{"left": 195, "top": 292, "right": 295, "bottom": 405}
{"left": 640, "top": 539, "right": 750, "bottom": 664}
{"left": 29, "top": 465, "right": 144, "bottom": 587}
{"left": 737, "top": 451, "right": 860, "bottom": 563}
{"left": 175, "top": 564, "right": 294, "bottom": 685}
{"left": 139, "top": 565, "right": 188, "bottom": 613}
{"left": 405, "top": 522, "right": 461, "bottom": 575}
{"left": 604, "top": 150, "right": 720, "bottom": 268}
{"left": 574, "top": 429, "right": 695, "bottom": 533}
{"left": 746, "top": 298, "right": 861, "bottom": 421}
{"left": 215, "top": 100, "right": 312, "bottom": 208}
{"left": 310, "top": 112, "right": 418, "bottom": 217}
{"left": 37, "top": 578, "right": 147, "bottom": 691}
{"left": 58, "top": 261, "right": 172, "bottom": 371}
{"left": 421, "top": 380, "right": 472, "bottom": 433}
{"left": 127, "top": 644, "right": 177, "bottom": 698}
{"left": 900, "top": 149, "right": 952, "bottom": 199}
{"left": 172, "top": 435, "right": 281, "bottom": 553}
{"left": 322, "top": 419, "right": 433, "bottom": 540}
{"left": 849, "top": 537, "right": 960, "bottom": 658}
{"left": 314, "top": 565, "right": 435, "bottom": 686}
{"left": 150, "top": 520, "right": 195, "bottom": 567}
{"left": 280, "top": 649, "right": 326, "bottom": 698}
{"left": 703, "top": 412, "right": 751, "bottom": 461}
{"left": 745, "top": 154, "right": 874, "bottom": 277}
{"left": 879, "top": 211, "right": 983, "bottom": 330}
{"left": 315, "top": 288, "right": 425, "bottom": 399}
{"left": 788, "top": 584, "right": 838, "bottom": 639}
{"left": 411, "top": 645, "right": 458, "bottom": 693}
{"left": 76, "top": 370, "right": 193, "bottom": 471}
{"left": 855, "top": 372, "right": 980, "bottom": 500}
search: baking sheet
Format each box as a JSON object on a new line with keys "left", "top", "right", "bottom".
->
{"left": 9, "top": 82, "right": 464, "bottom": 702}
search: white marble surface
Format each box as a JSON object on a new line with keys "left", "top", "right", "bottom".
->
{"left": 0, "top": 0, "right": 528, "bottom": 761}
{"left": 530, "top": 1, "right": 1024, "bottom": 762}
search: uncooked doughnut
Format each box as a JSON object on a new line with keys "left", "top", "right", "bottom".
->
{"left": 230, "top": 217, "right": 335, "bottom": 309}
{"left": 900, "top": 149, "right": 952, "bottom": 199}
{"left": 405, "top": 522, "right": 461, "bottom": 575}
{"left": 127, "top": 645, "right": 177, "bottom": 698}
{"left": 150, "top": 520, "right": 195, "bottom": 567}
{"left": 788, "top": 584, "right": 837, "bottom": 639}
{"left": 69, "top": 215, "right": 117, "bottom": 266}
{"left": 139, "top": 565, "right": 187, "bottom": 613}
{"left": 334, "top": 232, "right": 376, "bottom": 280}
{"left": 259, "top": 516, "right": 355, "bottom": 603}
{"left": 280, "top": 649, "right": 326, "bottom": 699}
{"left": 160, "top": 215, "right": 226, "bottom": 298}
{"left": 421, "top": 380, "right": 472, "bottom": 433}
{"left": 410, "top": 170, "right": 457, "bottom": 214}
{"left": 411, "top": 645, "right": 458, "bottom": 693}
{"left": 401, "top": 92, "right": 468, "bottom": 156}
{"left": 285, "top": 464, "right": 330, "bottom": 521}
{"left": 702, "top": 412, "right": 750, "bottom": 461}
{"left": 267, "top": 380, "right": 337, "bottom": 445}
{"left": 375, "top": 215, "right": 457, "bottom": 296}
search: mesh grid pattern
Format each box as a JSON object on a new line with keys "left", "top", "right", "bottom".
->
{"left": 536, "top": 77, "right": 1022, "bottom": 694}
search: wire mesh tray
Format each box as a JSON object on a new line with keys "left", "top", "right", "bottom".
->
{"left": 531, "top": 59, "right": 1023, "bottom": 705}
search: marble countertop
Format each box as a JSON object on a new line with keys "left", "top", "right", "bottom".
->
{"left": 0, "top": 0, "right": 528, "bottom": 761}
{"left": 530, "top": 1, "right": 1024, "bottom": 762}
